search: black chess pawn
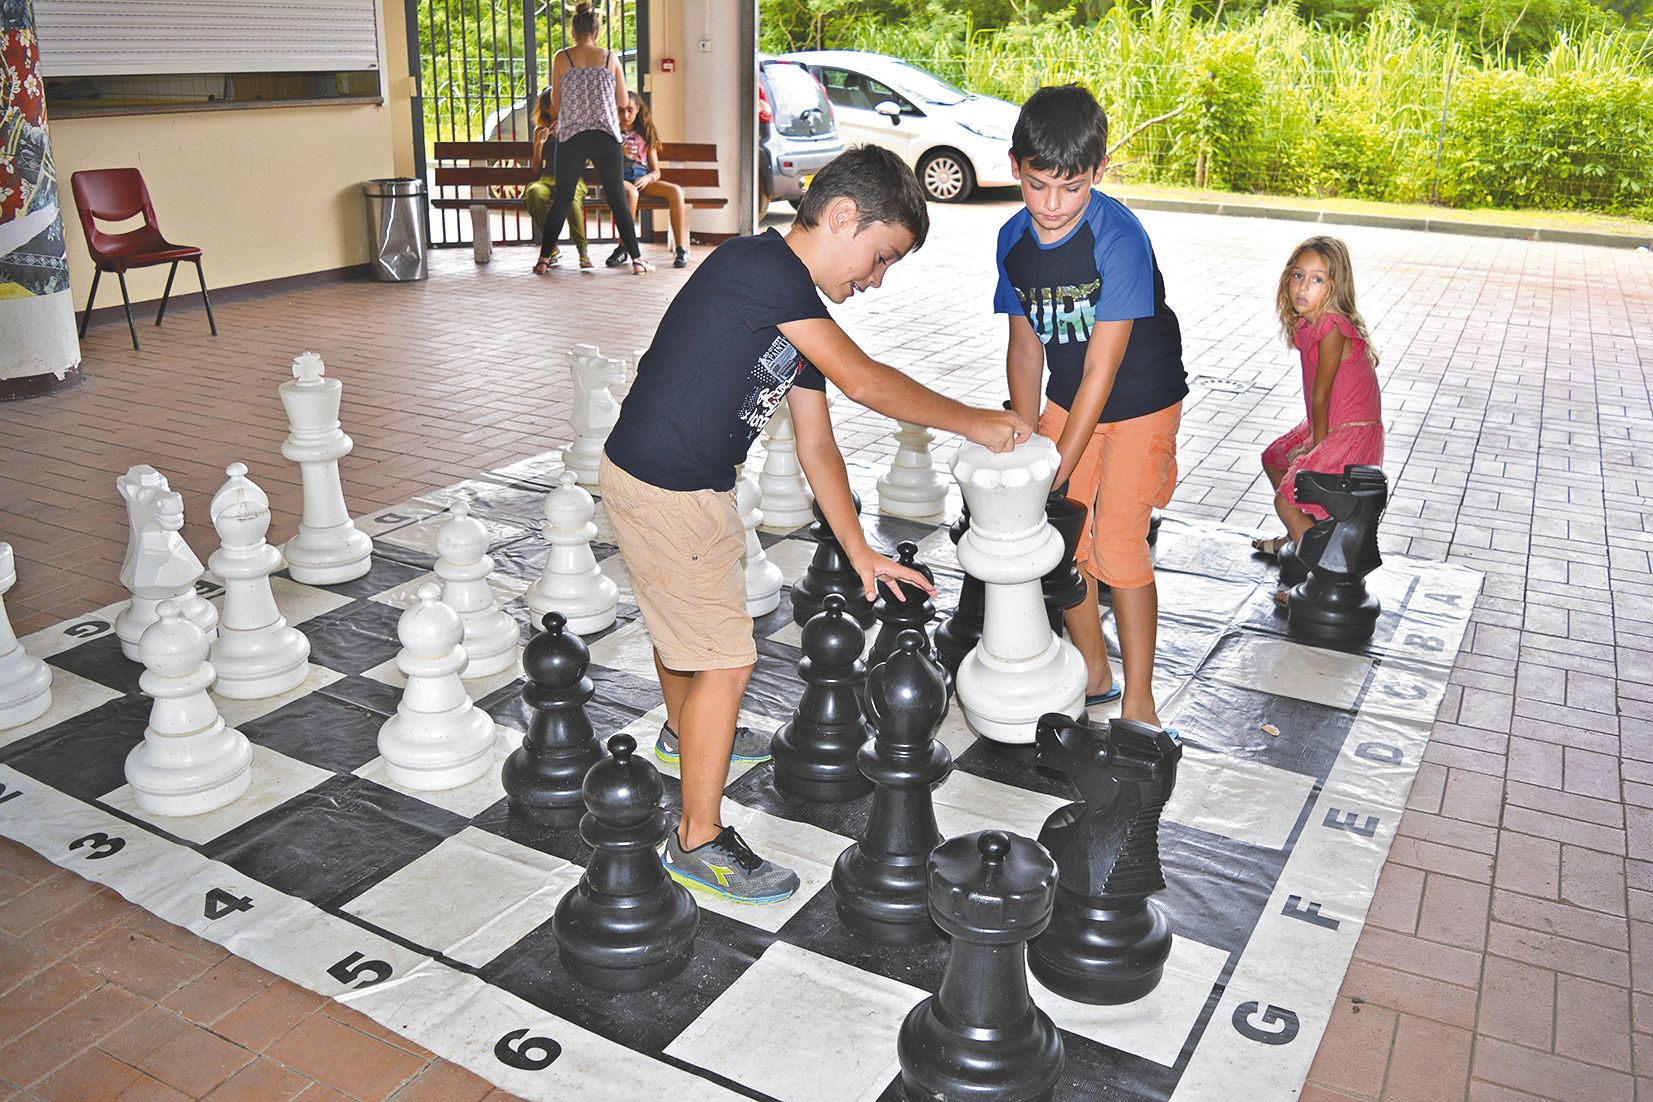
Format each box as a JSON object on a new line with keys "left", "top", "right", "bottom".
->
{"left": 502, "top": 612, "right": 604, "bottom": 829}
{"left": 933, "top": 507, "right": 984, "bottom": 676}
{"left": 832, "top": 630, "right": 952, "bottom": 943}
{"left": 867, "top": 541, "right": 940, "bottom": 672}
{"left": 771, "top": 594, "right": 875, "bottom": 803}
{"left": 1287, "top": 465, "right": 1387, "bottom": 646}
{"left": 898, "top": 830, "right": 1065, "bottom": 1102}
{"left": 1148, "top": 509, "right": 1163, "bottom": 546}
{"left": 552, "top": 733, "right": 699, "bottom": 991}
{"left": 791, "top": 493, "right": 875, "bottom": 627}
{"left": 1028, "top": 712, "right": 1182, "bottom": 1004}
{"left": 1042, "top": 491, "right": 1089, "bottom": 634}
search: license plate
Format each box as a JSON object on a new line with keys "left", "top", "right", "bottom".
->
{"left": 800, "top": 174, "right": 814, "bottom": 191}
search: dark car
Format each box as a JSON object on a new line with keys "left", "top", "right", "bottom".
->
{"left": 758, "top": 57, "right": 843, "bottom": 218}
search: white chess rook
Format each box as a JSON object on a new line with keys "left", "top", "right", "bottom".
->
{"left": 561, "top": 346, "right": 626, "bottom": 487}
{"left": 737, "top": 468, "right": 782, "bottom": 617}
{"left": 208, "top": 463, "right": 311, "bottom": 699}
{"left": 0, "top": 542, "right": 52, "bottom": 731}
{"left": 114, "top": 465, "right": 218, "bottom": 660}
{"left": 756, "top": 399, "right": 813, "bottom": 528}
{"left": 377, "top": 584, "right": 495, "bottom": 790}
{"left": 126, "top": 601, "right": 253, "bottom": 815}
{"left": 434, "top": 502, "right": 519, "bottom": 679}
{"left": 952, "top": 437, "right": 1087, "bottom": 744}
{"left": 527, "top": 472, "right": 618, "bottom": 634}
{"left": 279, "top": 352, "right": 373, "bottom": 584}
{"left": 876, "top": 421, "right": 949, "bottom": 520}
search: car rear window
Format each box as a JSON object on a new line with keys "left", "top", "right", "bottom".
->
{"left": 765, "top": 63, "right": 833, "bottom": 138}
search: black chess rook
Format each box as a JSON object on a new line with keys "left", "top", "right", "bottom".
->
{"left": 832, "top": 630, "right": 951, "bottom": 944}
{"left": 897, "top": 830, "right": 1065, "bottom": 1102}
{"left": 1286, "top": 465, "right": 1387, "bottom": 646}
{"left": 1041, "top": 491, "right": 1089, "bottom": 633}
{"left": 552, "top": 733, "right": 699, "bottom": 991}
{"left": 502, "top": 612, "right": 604, "bottom": 829}
{"left": 771, "top": 593, "right": 876, "bottom": 802}
{"left": 1029, "top": 712, "right": 1182, "bottom": 1005}
{"left": 932, "top": 508, "right": 984, "bottom": 676}
{"left": 791, "top": 493, "right": 875, "bottom": 627}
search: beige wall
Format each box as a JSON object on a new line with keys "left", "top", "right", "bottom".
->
{"left": 51, "top": 0, "right": 416, "bottom": 311}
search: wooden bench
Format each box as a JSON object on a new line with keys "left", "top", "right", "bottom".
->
{"left": 431, "top": 140, "right": 725, "bottom": 246}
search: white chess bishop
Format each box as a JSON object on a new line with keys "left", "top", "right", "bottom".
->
{"left": 377, "top": 584, "right": 495, "bottom": 790}
{"left": 433, "top": 502, "right": 519, "bottom": 679}
{"left": 279, "top": 352, "right": 373, "bottom": 584}
{"left": 208, "top": 463, "right": 311, "bottom": 699}
{"left": 561, "top": 345, "right": 626, "bottom": 486}
{"left": 736, "top": 468, "right": 782, "bottom": 617}
{"left": 526, "top": 472, "right": 618, "bottom": 634}
{"left": 114, "top": 465, "right": 218, "bottom": 660}
{"left": 0, "top": 542, "right": 52, "bottom": 731}
{"left": 876, "top": 421, "right": 949, "bottom": 521}
{"left": 952, "top": 436, "right": 1087, "bottom": 744}
{"left": 126, "top": 601, "right": 253, "bottom": 816}
{"left": 757, "top": 399, "right": 812, "bottom": 529}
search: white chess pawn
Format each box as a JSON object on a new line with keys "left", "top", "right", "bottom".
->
{"left": 208, "top": 463, "right": 311, "bottom": 699}
{"left": 279, "top": 353, "right": 373, "bottom": 584}
{"left": 114, "top": 466, "right": 218, "bottom": 660}
{"left": 526, "top": 473, "right": 618, "bottom": 634}
{"left": 737, "top": 469, "right": 782, "bottom": 617}
{"left": 876, "top": 421, "right": 949, "bottom": 521}
{"left": 0, "top": 542, "right": 52, "bottom": 731}
{"left": 757, "top": 399, "right": 812, "bottom": 529}
{"left": 377, "top": 584, "right": 495, "bottom": 790}
{"left": 561, "top": 346, "right": 626, "bottom": 486}
{"left": 952, "top": 437, "right": 1087, "bottom": 744}
{"left": 126, "top": 601, "right": 252, "bottom": 815}
{"left": 434, "top": 502, "right": 519, "bottom": 679}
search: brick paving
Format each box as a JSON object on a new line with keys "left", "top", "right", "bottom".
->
{"left": 1, "top": 201, "right": 1649, "bottom": 1100}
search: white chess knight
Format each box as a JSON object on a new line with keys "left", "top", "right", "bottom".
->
{"left": 952, "top": 436, "right": 1087, "bottom": 744}
{"left": 561, "top": 345, "right": 626, "bottom": 486}
{"left": 114, "top": 465, "right": 218, "bottom": 660}
{"left": 876, "top": 421, "right": 949, "bottom": 521}
{"left": 736, "top": 468, "right": 782, "bottom": 617}
{"left": 279, "top": 352, "right": 373, "bottom": 585}
{"left": 526, "top": 472, "right": 618, "bottom": 634}
{"left": 0, "top": 542, "right": 52, "bottom": 731}
{"left": 377, "top": 584, "right": 495, "bottom": 790}
{"left": 757, "top": 398, "right": 812, "bottom": 529}
{"left": 126, "top": 601, "right": 253, "bottom": 816}
{"left": 433, "top": 502, "right": 519, "bottom": 679}
{"left": 208, "top": 463, "right": 311, "bottom": 699}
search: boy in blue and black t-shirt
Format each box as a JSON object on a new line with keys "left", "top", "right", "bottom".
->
{"left": 995, "top": 84, "right": 1188, "bottom": 730}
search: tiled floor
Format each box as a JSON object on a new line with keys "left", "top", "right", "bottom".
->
{"left": 1, "top": 201, "right": 1649, "bottom": 1101}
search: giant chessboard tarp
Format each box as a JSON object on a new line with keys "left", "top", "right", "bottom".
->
{"left": 0, "top": 448, "right": 1480, "bottom": 1102}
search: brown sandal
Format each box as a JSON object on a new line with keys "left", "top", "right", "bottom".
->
{"left": 1251, "top": 535, "right": 1289, "bottom": 557}
{"left": 532, "top": 256, "right": 551, "bottom": 275}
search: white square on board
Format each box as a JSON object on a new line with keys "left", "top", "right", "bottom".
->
{"left": 100, "top": 743, "right": 331, "bottom": 844}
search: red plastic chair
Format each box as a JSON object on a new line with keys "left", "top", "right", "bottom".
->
{"left": 70, "top": 168, "right": 216, "bottom": 350}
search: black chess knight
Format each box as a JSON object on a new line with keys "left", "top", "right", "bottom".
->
{"left": 791, "top": 493, "right": 875, "bottom": 627}
{"left": 1285, "top": 464, "right": 1387, "bottom": 645}
{"left": 502, "top": 612, "right": 604, "bottom": 829}
{"left": 771, "top": 594, "right": 876, "bottom": 802}
{"left": 1028, "top": 712, "right": 1182, "bottom": 1004}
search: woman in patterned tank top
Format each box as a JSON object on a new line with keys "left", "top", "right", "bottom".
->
{"left": 534, "top": 2, "right": 650, "bottom": 274}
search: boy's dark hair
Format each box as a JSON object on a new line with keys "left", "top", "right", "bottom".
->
{"left": 1011, "top": 84, "right": 1108, "bottom": 178}
{"left": 794, "top": 145, "right": 929, "bottom": 250}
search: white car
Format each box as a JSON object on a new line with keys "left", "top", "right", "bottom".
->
{"left": 781, "top": 50, "right": 1021, "bottom": 202}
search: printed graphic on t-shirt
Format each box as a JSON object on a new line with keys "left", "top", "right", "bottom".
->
{"left": 736, "top": 335, "right": 811, "bottom": 440}
{"left": 1017, "top": 279, "right": 1102, "bottom": 346}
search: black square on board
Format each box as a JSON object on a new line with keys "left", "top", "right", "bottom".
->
{"left": 299, "top": 601, "right": 406, "bottom": 675}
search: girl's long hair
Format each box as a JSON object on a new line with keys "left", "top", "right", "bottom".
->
{"left": 533, "top": 88, "right": 553, "bottom": 130}
{"left": 1276, "top": 236, "right": 1379, "bottom": 367}
{"left": 626, "top": 91, "right": 661, "bottom": 154}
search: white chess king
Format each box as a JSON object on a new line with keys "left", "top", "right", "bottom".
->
{"left": 377, "top": 584, "right": 495, "bottom": 790}
{"left": 561, "top": 345, "right": 626, "bottom": 487}
{"left": 0, "top": 542, "right": 52, "bottom": 731}
{"left": 279, "top": 352, "right": 373, "bottom": 584}
{"left": 952, "top": 436, "right": 1087, "bottom": 744}
{"left": 114, "top": 465, "right": 218, "bottom": 660}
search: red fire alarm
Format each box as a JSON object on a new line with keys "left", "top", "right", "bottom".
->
{"left": 660, "top": 57, "right": 677, "bottom": 73}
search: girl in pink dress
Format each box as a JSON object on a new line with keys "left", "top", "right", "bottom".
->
{"left": 1253, "top": 236, "right": 1384, "bottom": 586}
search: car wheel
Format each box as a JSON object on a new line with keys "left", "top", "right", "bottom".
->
{"left": 918, "top": 150, "right": 975, "bottom": 202}
{"left": 757, "top": 191, "right": 772, "bottom": 220}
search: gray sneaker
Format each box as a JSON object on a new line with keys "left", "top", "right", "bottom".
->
{"left": 662, "top": 826, "right": 800, "bottom": 904}
{"left": 654, "top": 722, "right": 771, "bottom": 766}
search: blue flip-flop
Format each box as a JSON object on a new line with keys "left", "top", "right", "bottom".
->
{"left": 1084, "top": 684, "right": 1123, "bottom": 707}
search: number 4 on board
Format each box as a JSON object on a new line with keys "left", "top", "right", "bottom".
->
{"left": 204, "top": 887, "right": 254, "bottom": 920}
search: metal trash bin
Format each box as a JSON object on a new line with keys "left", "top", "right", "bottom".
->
{"left": 362, "top": 178, "right": 429, "bottom": 282}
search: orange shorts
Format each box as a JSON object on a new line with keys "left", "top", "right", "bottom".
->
{"left": 1038, "top": 400, "right": 1181, "bottom": 589}
{"left": 597, "top": 454, "right": 756, "bottom": 671}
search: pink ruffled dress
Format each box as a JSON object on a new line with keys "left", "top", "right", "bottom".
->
{"left": 1261, "top": 312, "right": 1384, "bottom": 520}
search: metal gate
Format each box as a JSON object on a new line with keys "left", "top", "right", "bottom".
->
{"left": 408, "top": 0, "right": 646, "bottom": 247}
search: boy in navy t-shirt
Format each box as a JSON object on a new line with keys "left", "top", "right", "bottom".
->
{"left": 602, "top": 146, "right": 1029, "bottom": 905}
{"left": 995, "top": 84, "right": 1188, "bottom": 730}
